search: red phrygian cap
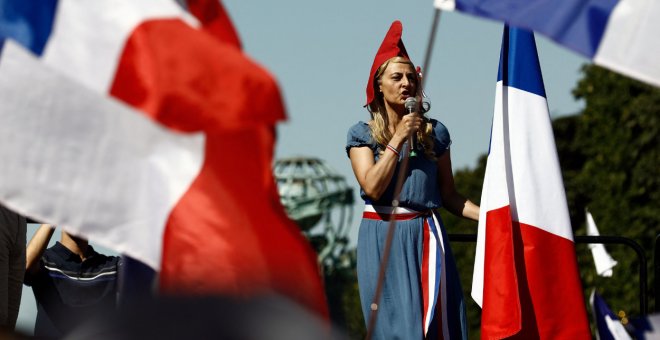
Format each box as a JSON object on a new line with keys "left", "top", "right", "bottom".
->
{"left": 365, "top": 20, "right": 411, "bottom": 107}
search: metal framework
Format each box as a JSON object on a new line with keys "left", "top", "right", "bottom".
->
{"left": 273, "top": 157, "right": 354, "bottom": 270}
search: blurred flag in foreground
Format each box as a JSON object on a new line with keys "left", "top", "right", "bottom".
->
{"left": 0, "top": 0, "right": 327, "bottom": 317}
{"left": 434, "top": 0, "right": 660, "bottom": 88}
{"left": 586, "top": 209, "right": 618, "bottom": 277}
{"left": 472, "top": 26, "right": 590, "bottom": 339}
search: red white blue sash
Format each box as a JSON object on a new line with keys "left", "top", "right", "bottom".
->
{"left": 363, "top": 205, "right": 451, "bottom": 339}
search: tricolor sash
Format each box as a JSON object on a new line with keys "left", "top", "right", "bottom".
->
{"left": 363, "top": 205, "right": 465, "bottom": 339}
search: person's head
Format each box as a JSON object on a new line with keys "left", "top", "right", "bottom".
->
{"left": 369, "top": 56, "right": 418, "bottom": 114}
{"left": 364, "top": 21, "right": 436, "bottom": 159}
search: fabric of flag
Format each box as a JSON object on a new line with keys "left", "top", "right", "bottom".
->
{"left": 0, "top": 0, "right": 327, "bottom": 317}
{"left": 471, "top": 26, "right": 591, "bottom": 339}
{"left": 629, "top": 313, "right": 660, "bottom": 340}
{"left": 590, "top": 290, "right": 633, "bottom": 340}
{"left": 586, "top": 209, "right": 618, "bottom": 277}
{"left": 434, "top": 0, "right": 660, "bottom": 88}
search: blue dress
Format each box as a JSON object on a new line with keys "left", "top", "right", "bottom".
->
{"left": 346, "top": 120, "right": 467, "bottom": 340}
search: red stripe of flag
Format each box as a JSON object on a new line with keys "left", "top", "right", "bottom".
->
{"left": 482, "top": 205, "right": 591, "bottom": 339}
{"left": 482, "top": 206, "right": 521, "bottom": 338}
{"left": 362, "top": 211, "right": 421, "bottom": 221}
{"left": 108, "top": 11, "right": 328, "bottom": 317}
{"left": 421, "top": 218, "right": 431, "bottom": 332}
{"left": 517, "top": 221, "right": 590, "bottom": 338}
{"left": 186, "top": 0, "right": 242, "bottom": 49}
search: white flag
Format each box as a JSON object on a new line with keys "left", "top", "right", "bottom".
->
{"left": 586, "top": 210, "right": 618, "bottom": 277}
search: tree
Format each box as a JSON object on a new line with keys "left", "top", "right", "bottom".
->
{"left": 558, "top": 65, "right": 659, "bottom": 317}
{"left": 440, "top": 155, "right": 485, "bottom": 339}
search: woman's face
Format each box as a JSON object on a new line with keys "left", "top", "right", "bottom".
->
{"left": 378, "top": 62, "right": 417, "bottom": 110}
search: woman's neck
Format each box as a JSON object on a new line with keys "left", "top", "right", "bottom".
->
{"left": 386, "top": 106, "right": 404, "bottom": 134}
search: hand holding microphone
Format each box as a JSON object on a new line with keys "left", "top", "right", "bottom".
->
{"left": 404, "top": 97, "right": 419, "bottom": 157}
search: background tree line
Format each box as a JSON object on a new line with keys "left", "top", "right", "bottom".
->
{"left": 324, "top": 64, "right": 659, "bottom": 338}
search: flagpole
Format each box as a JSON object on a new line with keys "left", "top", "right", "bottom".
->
{"left": 421, "top": 8, "right": 441, "bottom": 90}
{"left": 365, "top": 8, "right": 443, "bottom": 340}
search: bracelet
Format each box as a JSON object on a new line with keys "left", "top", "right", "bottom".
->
{"left": 386, "top": 144, "right": 400, "bottom": 157}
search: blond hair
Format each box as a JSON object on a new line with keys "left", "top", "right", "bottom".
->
{"left": 367, "top": 56, "right": 436, "bottom": 160}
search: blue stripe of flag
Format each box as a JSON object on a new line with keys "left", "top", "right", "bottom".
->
{"left": 497, "top": 26, "right": 546, "bottom": 98}
{"left": 0, "top": 0, "right": 59, "bottom": 55}
{"left": 592, "top": 291, "right": 625, "bottom": 340}
{"left": 455, "top": 0, "right": 618, "bottom": 58}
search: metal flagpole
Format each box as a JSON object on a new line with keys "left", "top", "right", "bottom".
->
{"left": 365, "top": 8, "right": 443, "bottom": 340}
{"left": 421, "top": 9, "right": 442, "bottom": 91}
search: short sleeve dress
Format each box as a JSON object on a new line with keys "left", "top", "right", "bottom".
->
{"left": 346, "top": 119, "right": 467, "bottom": 340}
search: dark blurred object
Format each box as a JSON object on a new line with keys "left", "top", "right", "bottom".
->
{"left": 0, "top": 204, "right": 26, "bottom": 330}
{"left": 627, "top": 313, "right": 660, "bottom": 340}
{"left": 117, "top": 255, "right": 156, "bottom": 308}
{"left": 67, "top": 294, "right": 347, "bottom": 340}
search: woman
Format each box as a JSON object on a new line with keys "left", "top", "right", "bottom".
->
{"left": 346, "top": 21, "right": 479, "bottom": 339}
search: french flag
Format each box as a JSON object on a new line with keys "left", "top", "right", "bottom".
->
{"left": 434, "top": 0, "right": 660, "bottom": 88}
{"left": 590, "top": 290, "right": 633, "bottom": 340}
{"left": 0, "top": 0, "right": 328, "bottom": 317}
{"left": 471, "top": 26, "right": 591, "bottom": 339}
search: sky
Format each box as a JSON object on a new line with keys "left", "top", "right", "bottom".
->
{"left": 16, "top": 0, "right": 590, "bottom": 334}
{"left": 221, "top": 2, "right": 588, "bottom": 244}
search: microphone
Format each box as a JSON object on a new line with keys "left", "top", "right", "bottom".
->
{"left": 404, "top": 97, "right": 418, "bottom": 157}
{"left": 404, "top": 97, "right": 417, "bottom": 112}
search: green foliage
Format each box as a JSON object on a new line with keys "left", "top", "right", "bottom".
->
{"left": 323, "top": 250, "right": 366, "bottom": 339}
{"left": 559, "top": 65, "right": 660, "bottom": 317}
{"left": 440, "top": 155, "right": 486, "bottom": 339}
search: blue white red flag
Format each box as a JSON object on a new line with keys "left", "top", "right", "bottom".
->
{"left": 434, "top": 0, "right": 660, "bottom": 88}
{"left": 590, "top": 290, "right": 633, "bottom": 340}
{"left": 472, "top": 26, "right": 591, "bottom": 339}
{"left": 0, "top": 0, "right": 327, "bottom": 317}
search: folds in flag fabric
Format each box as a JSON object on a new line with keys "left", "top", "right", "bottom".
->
{"left": 629, "top": 313, "right": 660, "bottom": 340}
{"left": 0, "top": 0, "right": 327, "bottom": 317}
{"left": 471, "top": 26, "right": 591, "bottom": 339}
{"left": 586, "top": 209, "right": 618, "bottom": 277}
{"left": 434, "top": 0, "right": 660, "bottom": 88}
{"left": 590, "top": 290, "right": 633, "bottom": 340}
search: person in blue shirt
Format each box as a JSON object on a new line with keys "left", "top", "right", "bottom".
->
{"left": 24, "top": 224, "right": 120, "bottom": 338}
{"left": 346, "top": 21, "right": 479, "bottom": 339}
